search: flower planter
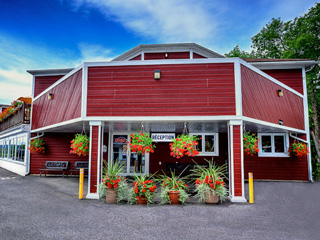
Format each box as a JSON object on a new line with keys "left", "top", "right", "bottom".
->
{"left": 204, "top": 191, "right": 219, "bottom": 204}
{"left": 105, "top": 188, "right": 117, "bottom": 204}
{"left": 168, "top": 190, "right": 180, "bottom": 205}
{"left": 136, "top": 196, "right": 148, "bottom": 205}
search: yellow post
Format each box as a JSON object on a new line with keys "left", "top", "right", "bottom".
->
{"left": 79, "top": 168, "right": 84, "bottom": 199}
{"left": 249, "top": 172, "right": 254, "bottom": 204}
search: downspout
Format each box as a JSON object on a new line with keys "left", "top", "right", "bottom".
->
{"left": 26, "top": 132, "right": 44, "bottom": 175}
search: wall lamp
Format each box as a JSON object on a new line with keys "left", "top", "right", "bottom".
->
{"left": 165, "top": 52, "right": 168, "bottom": 58}
{"left": 278, "top": 89, "right": 283, "bottom": 97}
{"left": 279, "top": 119, "right": 283, "bottom": 125}
{"left": 154, "top": 70, "right": 161, "bottom": 80}
{"left": 48, "top": 93, "right": 53, "bottom": 100}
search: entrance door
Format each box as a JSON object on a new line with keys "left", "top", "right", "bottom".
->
{"left": 111, "top": 134, "right": 149, "bottom": 175}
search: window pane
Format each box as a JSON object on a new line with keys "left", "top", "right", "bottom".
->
{"left": 261, "top": 136, "right": 272, "bottom": 153}
{"left": 194, "top": 135, "right": 202, "bottom": 152}
{"left": 274, "top": 135, "right": 285, "bottom": 153}
{"left": 113, "top": 135, "right": 127, "bottom": 170}
{"left": 204, "top": 135, "right": 215, "bottom": 153}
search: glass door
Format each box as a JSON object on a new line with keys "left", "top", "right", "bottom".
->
{"left": 112, "top": 134, "right": 149, "bottom": 176}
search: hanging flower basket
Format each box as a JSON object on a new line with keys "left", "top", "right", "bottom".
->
{"left": 128, "top": 132, "right": 155, "bottom": 155}
{"left": 243, "top": 131, "right": 259, "bottom": 155}
{"left": 169, "top": 134, "right": 200, "bottom": 158}
{"left": 0, "top": 100, "right": 24, "bottom": 122}
{"left": 28, "top": 138, "right": 45, "bottom": 154}
{"left": 70, "top": 133, "right": 89, "bottom": 157}
{"left": 289, "top": 142, "right": 309, "bottom": 160}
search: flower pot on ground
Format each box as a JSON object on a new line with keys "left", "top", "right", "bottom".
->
{"left": 169, "top": 134, "right": 200, "bottom": 158}
{"left": 288, "top": 142, "right": 309, "bottom": 160}
{"left": 191, "top": 159, "right": 228, "bottom": 204}
{"left": 243, "top": 131, "right": 259, "bottom": 156}
{"left": 28, "top": 138, "right": 45, "bottom": 154}
{"left": 102, "top": 160, "right": 129, "bottom": 204}
{"left": 70, "top": 133, "right": 89, "bottom": 157}
{"left": 157, "top": 169, "right": 189, "bottom": 205}
{"left": 130, "top": 173, "right": 157, "bottom": 205}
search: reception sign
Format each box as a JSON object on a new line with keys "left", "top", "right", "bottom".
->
{"left": 151, "top": 133, "right": 175, "bottom": 142}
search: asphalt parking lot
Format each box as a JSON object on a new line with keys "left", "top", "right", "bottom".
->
{"left": 1, "top": 167, "right": 319, "bottom": 240}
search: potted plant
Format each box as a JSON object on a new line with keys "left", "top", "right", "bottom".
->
{"left": 70, "top": 133, "right": 89, "bottom": 157}
{"left": 243, "top": 131, "right": 259, "bottom": 155}
{"left": 169, "top": 134, "right": 200, "bottom": 158}
{"left": 0, "top": 100, "right": 23, "bottom": 122}
{"left": 128, "top": 132, "right": 156, "bottom": 155}
{"left": 102, "top": 160, "right": 129, "bottom": 204}
{"left": 192, "top": 159, "right": 228, "bottom": 204}
{"left": 289, "top": 142, "right": 309, "bottom": 160}
{"left": 131, "top": 174, "right": 157, "bottom": 205}
{"left": 157, "top": 170, "right": 189, "bottom": 205}
{"left": 28, "top": 138, "right": 45, "bottom": 154}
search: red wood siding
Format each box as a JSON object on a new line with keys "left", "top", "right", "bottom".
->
{"left": 242, "top": 65, "right": 304, "bottom": 130}
{"left": 129, "top": 54, "right": 141, "bottom": 61}
{"left": 34, "top": 75, "right": 64, "bottom": 98}
{"left": 144, "top": 52, "right": 190, "bottom": 60}
{"left": 32, "top": 70, "right": 82, "bottom": 130}
{"left": 149, "top": 133, "right": 228, "bottom": 174}
{"left": 244, "top": 134, "right": 308, "bottom": 181}
{"left": 87, "top": 63, "right": 235, "bottom": 116}
{"left": 30, "top": 132, "right": 88, "bottom": 174}
{"left": 233, "top": 126, "right": 242, "bottom": 197}
{"left": 262, "top": 69, "right": 303, "bottom": 94}
{"left": 90, "top": 126, "right": 99, "bottom": 193}
{"left": 193, "top": 53, "right": 206, "bottom": 58}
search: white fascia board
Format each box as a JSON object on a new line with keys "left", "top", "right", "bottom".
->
{"left": 239, "top": 59, "right": 304, "bottom": 98}
{"left": 33, "top": 64, "right": 84, "bottom": 101}
{"left": 0, "top": 125, "right": 30, "bottom": 139}
{"left": 85, "top": 58, "right": 235, "bottom": 67}
{"left": 242, "top": 116, "right": 306, "bottom": 134}
{"left": 30, "top": 117, "right": 82, "bottom": 133}
{"left": 84, "top": 116, "right": 240, "bottom": 122}
{"left": 302, "top": 67, "right": 313, "bottom": 181}
{"left": 81, "top": 65, "right": 88, "bottom": 118}
{"left": 234, "top": 59, "right": 242, "bottom": 116}
{"left": 250, "top": 60, "right": 317, "bottom": 70}
{"left": 89, "top": 121, "right": 104, "bottom": 126}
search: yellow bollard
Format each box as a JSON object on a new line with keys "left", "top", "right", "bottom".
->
{"left": 79, "top": 168, "right": 84, "bottom": 199}
{"left": 249, "top": 172, "right": 254, "bottom": 204}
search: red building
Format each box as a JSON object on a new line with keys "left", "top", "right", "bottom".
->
{"left": 26, "top": 43, "right": 317, "bottom": 202}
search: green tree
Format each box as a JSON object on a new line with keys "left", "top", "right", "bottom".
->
{"left": 226, "top": 3, "right": 320, "bottom": 179}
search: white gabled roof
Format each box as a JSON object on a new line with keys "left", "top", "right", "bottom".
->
{"left": 112, "top": 43, "right": 225, "bottom": 61}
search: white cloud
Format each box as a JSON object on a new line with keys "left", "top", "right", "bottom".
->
{"left": 0, "top": 35, "right": 114, "bottom": 104}
{"left": 68, "top": 0, "right": 219, "bottom": 44}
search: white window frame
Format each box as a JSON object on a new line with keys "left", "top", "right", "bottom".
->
{"left": 258, "top": 133, "right": 289, "bottom": 157}
{"left": 190, "top": 133, "right": 219, "bottom": 156}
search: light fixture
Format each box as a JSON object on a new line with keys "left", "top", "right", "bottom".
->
{"left": 154, "top": 70, "right": 161, "bottom": 80}
{"left": 278, "top": 89, "right": 283, "bottom": 97}
{"left": 279, "top": 120, "right": 283, "bottom": 125}
{"left": 165, "top": 52, "right": 168, "bottom": 58}
{"left": 48, "top": 93, "right": 53, "bottom": 100}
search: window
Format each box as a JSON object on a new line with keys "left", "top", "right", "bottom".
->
{"left": 190, "top": 133, "right": 219, "bottom": 156}
{"left": 258, "top": 133, "right": 288, "bottom": 157}
{"left": 0, "top": 134, "right": 27, "bottom": 163}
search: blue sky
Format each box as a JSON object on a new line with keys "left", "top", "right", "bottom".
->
{"left": 0, "top": 0, "right": 318, "bottom": 104}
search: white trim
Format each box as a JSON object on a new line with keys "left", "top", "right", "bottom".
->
{"left": 234, "top": 59, "right": 242, "bottom": 116}
{"left": 239, "top": 59, "right": 304, "bottom": 98}
{"left": 302, "top": 67, "right": 313, "bottom": 181}
{"left": 249, "top": 60, "right": 317, "bottom": 70}
{"left": 240, "top": 124, "right": 245, "bottom": 198}
{"left": 30, "top": 118, "right": 82, "bottom": 133}
{"left": 228, "top": 123, "right": 235, "bottom": 197}
{"left": 0, "top": 160, "right": 27, "bottom": 176}
{"left": 0, "top": 125, "right": 29, "bottom": 139}
{"left": 85, "top": 193, "right": 99, "bottom": 199}
{"left": 84, "top": 115, "right": 240, "bottom": 122}
{"left": 97, "top": 125, "right": 102, "bottom": 197}
{"left": 258, "top": 133, "right": 289, "bottom": 157}
{"left": 31, "top": 76, "right": 35, "bottom": 99}
{"left": 190, "top": 133, "right": 219, "bottom": 156}
{"left": 87, "top": 125, "right": 93, "bottom": 195}
{"left": 89, "top": 121, "right": 104, "bottom": 127}
{"left": 81, "top": 65, "right": 88, "bottom": 118}
{"left": 229, "top": 196, "right": 247, "bottom": 203}
{"left": 33, "top": 64, "right": 84, "bottom": 101}
{"left": 141, "top": 51, "right": 145, "bottom": 61}
{"left": 190, "top": 49, "right": 193, "bottom": 59}
{"left": 242, "top": 116, "right": 306, "bottom": 134}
